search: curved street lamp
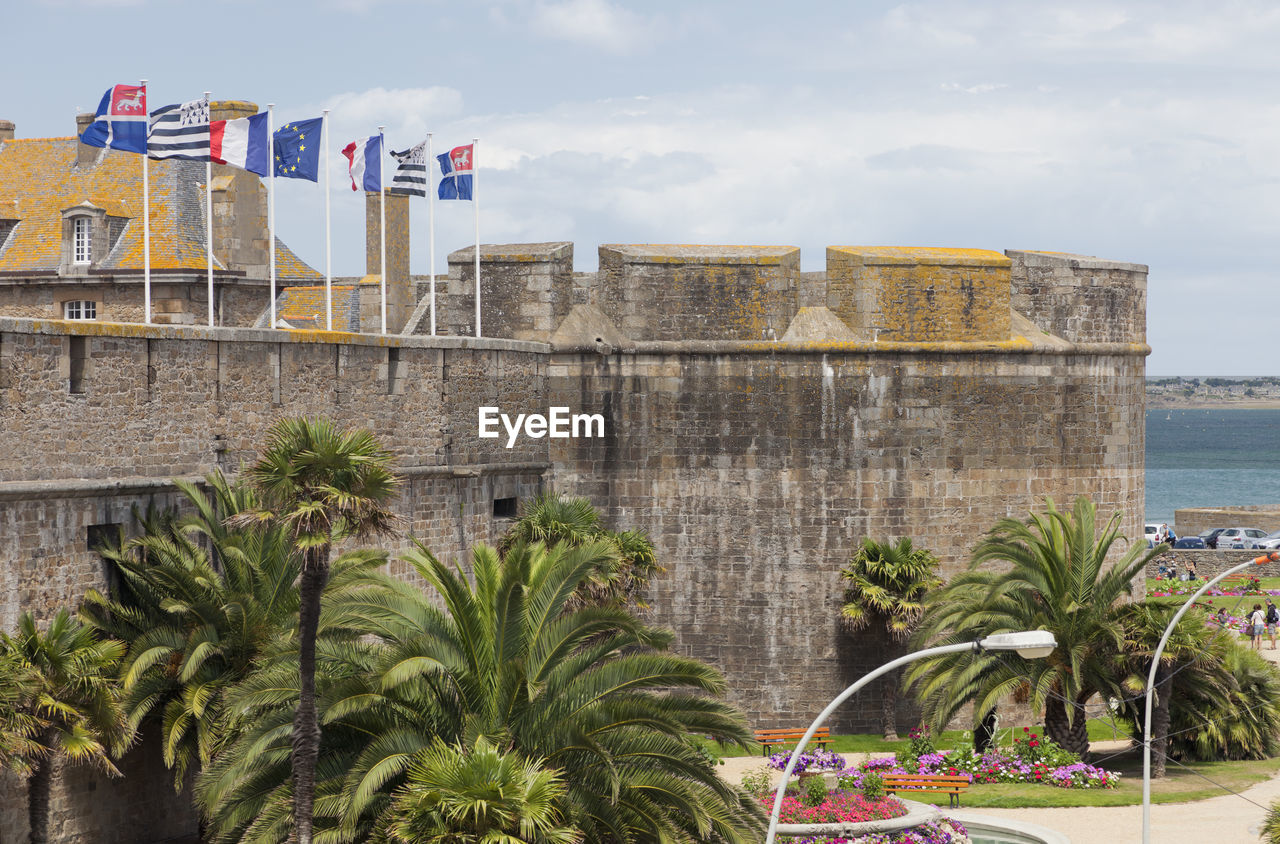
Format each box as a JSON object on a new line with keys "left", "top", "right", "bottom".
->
{"left": 765, "top": 630, "right": 1059, "bottom": 844}
{"left": 1141, "top": 550, "right": 1279, "bottom": 843}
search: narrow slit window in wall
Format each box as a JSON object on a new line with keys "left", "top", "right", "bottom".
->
{"left": 69, "top": 335, "right": 87, "bottom": 393}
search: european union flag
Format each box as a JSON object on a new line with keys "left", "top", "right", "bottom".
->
{"left": 273, "top": 117, "right": 322, "bottom": 181}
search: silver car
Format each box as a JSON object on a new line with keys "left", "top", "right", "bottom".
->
{"left": 1217, "top": 527, "right": 1270, "bottom": 549}
{"left": 1255, "top": 530, "right": 1280, "bottom": 550}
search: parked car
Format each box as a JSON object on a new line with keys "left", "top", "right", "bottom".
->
{"left": 1173, "top": 536, "right": 1206, "bottom": 549}
{"left": 1216, "top": 527, "right": 1270, "bottom": 549}
{"left": 1200, "top": 528, "right": 1228, "bottom": 549}
{"left": 1255, "top": 531, "right": 1280, "bottom": 550}
{"left": 1145, "top": 523, "right": 1161, "bottom": 548}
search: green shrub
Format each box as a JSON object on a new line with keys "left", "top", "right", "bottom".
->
{"left": 741, "top": 765, "right": 772, "bottom": 798}
{"left": 803, "top": 774, "right": 829, "bottom": 806}
{"left": 861, "top": 772, "right": 885, "bottom": 800}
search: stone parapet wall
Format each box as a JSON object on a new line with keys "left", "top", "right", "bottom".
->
{"left": 445, "top": 242, "right": 575, "bottom": 341}
{"left": 1173, "top": 506, "right": 1280, "bottom": 537}
{"left": 548, "top": 341, "right": 1146, "bottom": 732}
{"left": 826, "top": 247, "right": 1012, "bottom": 343}
{"left": 596, "top": 244, "right": 801, "bottom": 341}
{"left": 1145, "top": 548, "right": 1275, "bottom": 581}
{"left": 1007, "top": 250, "right": 1148, "bottom": 345}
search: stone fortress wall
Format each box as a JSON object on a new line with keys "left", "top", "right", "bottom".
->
{"left": 0, "top": 240, "right": 1148, "bottom": 841}
{"left": 0, "top": 321, "right": 548, "bottom": 844}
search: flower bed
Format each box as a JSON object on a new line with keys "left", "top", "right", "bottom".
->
{"left": 768, "top": 748, "right": 849, "bottom": 774}
{"left": 783, "top": 818, "right": 970, "bottom": 844}
{"left": 839, "top": 727, "right": 1119, "bottom": 790}
{"left": 763, "top": 792, "right": 909, "bottom": 825}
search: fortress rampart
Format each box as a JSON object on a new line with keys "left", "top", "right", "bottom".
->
{"left": 0, "top": 240, "right": 1147, "bottom": 841}
{"left": 0, "top": 318, "right": 550, "bottom": 631}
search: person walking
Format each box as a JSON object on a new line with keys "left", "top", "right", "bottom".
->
{"left": 1266, "top": 599, "right": 1278, "bottom": 650}
{"left": 1249, "top": 604, "right": 1266, "bottom": 651}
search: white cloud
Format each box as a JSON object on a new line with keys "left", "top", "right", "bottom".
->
{"left": 529, "top": 0, "right": 655, "bottom": 53}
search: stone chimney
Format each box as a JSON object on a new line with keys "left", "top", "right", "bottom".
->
{"left": 75, "top": 114, "right": 99, "bottom": 166}
{"left": 210, "top": 100, "right": 257, "bottom": 123}
{"left": 207, "top": 101, "right": 269, "bottom": 282}
{"left": 365, "top": 189, "right": 412, "bottom": 332}
{"left": 0, "top": 121, "right": 13, "bottom": 144}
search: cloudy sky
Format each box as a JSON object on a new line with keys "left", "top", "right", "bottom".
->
{"left": 10, "top": 0, "right": 1280, "bottom": 374}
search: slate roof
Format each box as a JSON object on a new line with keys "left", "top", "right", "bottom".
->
{"left": 0, "top": 136, "right": 319, "bottom": 281}
{"left": 278, "top": 283, "right": 361, "bottom": 331}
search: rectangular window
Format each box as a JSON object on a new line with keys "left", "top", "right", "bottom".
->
{"left": 493, "top": 497, "right": 518, "bottom": 519}
{"left": 64, "top": 300, "right": 97, "bottom": 321}
{"left": 73, "top": 217, "right": 91, "bottom": 264}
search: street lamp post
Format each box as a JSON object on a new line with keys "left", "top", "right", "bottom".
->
{"left": 765, "top": 631, "right": 1058, "bottom": 844}
{"left": 1141, "top": 551, "right": 1278, "bottom": 844}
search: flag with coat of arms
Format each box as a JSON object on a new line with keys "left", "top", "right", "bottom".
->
{"left": 80, "top": 84, "right": 149, "bottom": 154}
{"left": 437, "top": 144, "right": 473, "bottom": 200}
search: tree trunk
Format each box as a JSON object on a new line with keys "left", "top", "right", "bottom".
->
{"left": 975, "top": 707, "right": 998, "bottom": 753}
{"left": 28, "top": 734, "right": 57, "bottom": 844}
{"left": 292, "top": 549, "right": 329, "bottom": 844}
{"left": 1151, "top": 662, "right": 1172, "bottom": 779}
{"left": 881, "top": 668, "right": 899, "bottom": 741}
{"left": 1043, "top": 690, "right": 1091, "bottom": 756}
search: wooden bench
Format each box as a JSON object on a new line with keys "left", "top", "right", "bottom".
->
{"left": 753, "top": 727, "right": 832, "bottom": 757}
{"left": 881, "top": 773, "right": 971, "bottom": 808}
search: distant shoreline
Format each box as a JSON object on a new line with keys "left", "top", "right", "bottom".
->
{"left": 1147, "top": 400, "right": 1280, "bottom": 410}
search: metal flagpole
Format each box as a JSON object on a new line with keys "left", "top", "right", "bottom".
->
{"left": 205, "top": 92, "right": 214, "bottom": 328}
{"left": 378, "top": 126, "right": 387, "bottom": 334}
{"left": 428, "top": 133, "right": 436, "bottom": 336}
{"left": 323, "top": 109, "right": 332, "bottom": 331}
{"left": 141, "top": 79, "right": 151, "bottom": 325}
{"left": 268, "top": 104, "right": 276, "bottom": 330}
{"left": 472, "top": 137, "right": 479, "bottom": 338}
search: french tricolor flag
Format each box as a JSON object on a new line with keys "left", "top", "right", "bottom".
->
{"left": 342, "top": 135, "right": 383, "bottom": 192}
{"left": 209, "top": 112, "right": 270, "bottom": 176}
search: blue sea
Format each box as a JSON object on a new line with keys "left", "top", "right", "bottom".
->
{"left": 1146, "top": 408, "right": 1280, "bottom": 526}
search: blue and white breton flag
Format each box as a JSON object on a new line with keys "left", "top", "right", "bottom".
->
{"left": 148, "top": 97, "right": 211, "bottom": 160}
{"left": 389, "top": 140, "right": 428, "bottom": 197}
{"left": 79, "top": 84, "right": 149, "bottom": 154}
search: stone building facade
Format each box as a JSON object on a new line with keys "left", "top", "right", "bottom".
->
{"left": 0, "top": 104, "right": 320, "bottom": 328}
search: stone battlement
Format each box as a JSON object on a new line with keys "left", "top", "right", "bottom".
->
{"left": 416, "top": 242, "right": 1147, "bottom": 350}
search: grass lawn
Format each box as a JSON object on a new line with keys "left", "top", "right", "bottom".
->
{"left": 712, "top": 724, "right": 1280, "bottom": 807}
{"left": 961, "top": 749, "right": 1280, "bottom": 808}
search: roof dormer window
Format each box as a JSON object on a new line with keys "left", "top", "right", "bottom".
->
{"left": 73, "top": 216, "right": 91, "bottom": 264}
{"left": 60, "top": 202, "right": 106, "bottom": 276}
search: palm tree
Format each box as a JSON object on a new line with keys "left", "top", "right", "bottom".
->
{"left": 80, "top": 471, "right": 306, "bottom": 789}
{"left": 905, "top": 497, "right": 1157, "bottom": 755}
{"left": 376, "top": 736, "right": 578, "bottom": 844}
{"left": 197, "top": 540, "right": 764, "bottom": 843}
{"left": 839, "top": 538, "right": 942, "bottom": 739}
{"left": 236, "top": 417, "right": 399, "bottom": 844}
{"left": 501, "top": 492, "right": 661, "bottom": 610}
{"left": 1114, "top": 601, "right": 1228, "bottom": 778}
{"left": 3, "top": 611, "right": 128, "bottom": 844}
{"left": 0, "top": 651, "right": 43, "bottom": 773}
{"left": 1147, "top": 634, "right": 1280, "bottom": 762}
